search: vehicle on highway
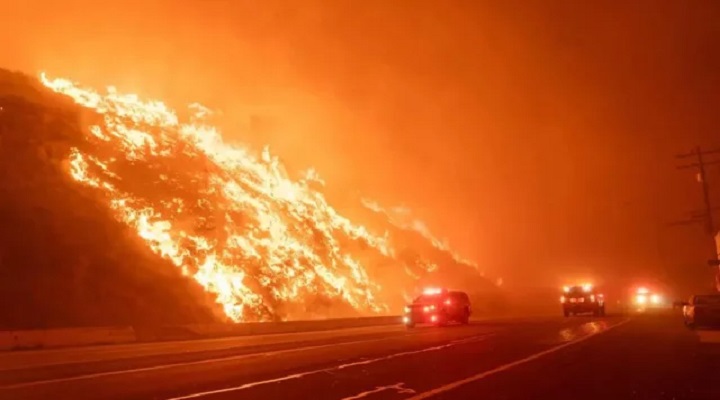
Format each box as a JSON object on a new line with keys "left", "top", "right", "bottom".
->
{"left": 560, "top": 284, "right": 605, "bottom": 317}
{"left": 403, "top": 288, "right": 471, "bottom": 328}
{"left": 680, "top": 294, "right": 720, "bottom": 329}
{"left": 631, "top": 287, "right": 668, "bottom": 313}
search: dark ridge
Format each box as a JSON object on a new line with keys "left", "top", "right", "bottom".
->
{"left": 0, "top": 69, "right": 220, "bottom": 329}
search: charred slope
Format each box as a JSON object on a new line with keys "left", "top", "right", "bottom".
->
{"left": 0, "top": 69, "right": 503, "bottom": 327}
{"left": 348, "top": 202, "right": 505, "bottom": 313}
{"left": 0, "top": 70, "right": 219, "bottom": 329}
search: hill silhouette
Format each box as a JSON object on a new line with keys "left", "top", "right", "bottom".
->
{"left": 0, "top": 70, "right": 219, "bottom": 329}
{"left": 0, "top": 70, "right": 500, "bottom": 329}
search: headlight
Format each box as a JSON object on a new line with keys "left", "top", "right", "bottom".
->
{"left": 636, "top": 295, "right": 647, "bottom": 304}
{"left": 650, "top": 294, "right": 661, "bottom": 304}
{"left": 404, "top": 306, "right": 411, "bottom": 313}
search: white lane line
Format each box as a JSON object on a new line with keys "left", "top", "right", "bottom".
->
{"left": 0, "top": 329, "right": 449, "bottom": 390}
{"left": 335, "top": 335, "right": 484, "bottom": 370}
{"left": 0, "top": 325, "right": 410, "bottom": 372}
{"left": 405, "top": 319, "right": 632, "bottom": 400}
{"left": 166, "top": 333, "right": 496, "bottom": 400}
{"left": 340, "top": 382, "right": 416, "bottom": 400}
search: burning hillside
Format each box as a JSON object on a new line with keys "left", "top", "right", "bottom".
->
{"left": 0, "top": 69, "right": 497, "bottom": 327}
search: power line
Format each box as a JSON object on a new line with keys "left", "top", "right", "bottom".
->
{"left": 676, "top": 145, "right": 720, "bottom": 291}
{"left": 676, "top": 145, "right": 720, "bottom": 235}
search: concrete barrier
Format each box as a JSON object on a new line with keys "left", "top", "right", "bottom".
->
{"left": 136, "top": 316, "right": 402, "bottom": 342}
{"left": 0, "top": 316, "right": 403, "bottom": 350}
{"left": 0, "top": 331, "right": 13, "bottom": 350}
{"left": 0, "top": 326, "right": 136, "bottom": 351}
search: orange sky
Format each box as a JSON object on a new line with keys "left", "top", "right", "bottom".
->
{"left": 3, "top": 0, "right": 720, "bottom": 292}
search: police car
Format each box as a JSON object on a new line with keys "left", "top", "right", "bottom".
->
{"left": 403, "top": 288, "right": 471, "bottom": 328}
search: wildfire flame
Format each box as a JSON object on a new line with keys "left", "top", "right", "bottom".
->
{"left": 361, "top": 199, "right": 478, "bottom": 270}
{"left": 40, "top": 73, "right": 475, "bottom": 322}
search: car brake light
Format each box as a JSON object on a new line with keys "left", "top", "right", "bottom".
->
{"left": 444, "top": 299, "right": 452, "bottom": 305}
{"left": 560, "top": 296, "right": 566, "bottom": 303}
{"left": 590, "top": 295, "right": 596, "bottom": 302}
{"left": 430, "top": 315, "right": 438, "bottom": 323}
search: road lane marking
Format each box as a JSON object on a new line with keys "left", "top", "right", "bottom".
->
{"left": 0, "top": 325, "right": 411, "bottom": 372}
{"left": 0, "top": 328, "right": 461, "bottom": 390}
{"left": 165, "top": 333, "right": 496, "bottom": 400}
{"left": 0, "top": 319, "right": 512, "bottom": 373}
{"left": 405, "top": 319, "right": 631, "bottom": 400}
{"left": 335, "top": 335, "right": 485, "bottom": 370}
{"left": 340, "top": 382, "right": 416, "bottom": 400}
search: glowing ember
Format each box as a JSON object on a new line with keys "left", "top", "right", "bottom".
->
{"left": 40, "top": 73, "right": 474, "bottom": 322}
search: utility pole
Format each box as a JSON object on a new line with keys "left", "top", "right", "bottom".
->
{"left": 677, "top": 146, "right": 720, "bottom": 291}
{"left": 676, "top": 146, "right": 720, "bottom": 234}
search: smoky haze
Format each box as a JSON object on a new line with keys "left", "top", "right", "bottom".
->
{"left": 3, "top": 0, "right": 720, "bottom": 297}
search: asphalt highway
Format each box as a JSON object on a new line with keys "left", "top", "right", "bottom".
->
{"left": 1, "top": 313, "right": 718, "bottom": 400}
